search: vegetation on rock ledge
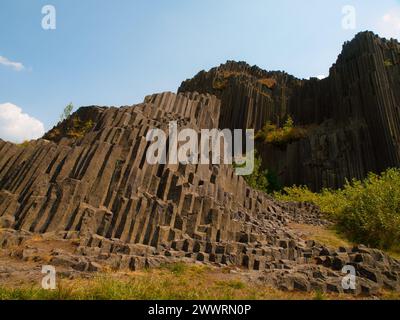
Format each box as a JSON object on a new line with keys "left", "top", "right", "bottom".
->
{"left": 256, "top": 116, "right": 308, "bottom": 148}
{"left": 45, "top": 116, "right": 94, "bottom": 142}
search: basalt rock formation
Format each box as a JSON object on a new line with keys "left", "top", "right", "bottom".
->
{"left": 1, "top": 90, "right": 400, "bottom": 295}
{"left": 179, "top": 31, "right": 400, "bottom": 191}
{"left": 0, "top": 32, "right": 400, "bottom": 295}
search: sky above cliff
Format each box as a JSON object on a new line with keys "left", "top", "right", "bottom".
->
{"left": 1, "top": 0, "right": 400, "bottom": 142}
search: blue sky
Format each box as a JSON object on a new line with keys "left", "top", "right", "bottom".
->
{"left": 1, "top": 0, "right": 400, "bottom": 142}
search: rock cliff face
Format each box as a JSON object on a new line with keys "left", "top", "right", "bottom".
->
{"left": 0, "top": 32, "right": 400, "bottom": 295}
{"left": 179, "top": 32, "right": 400, "bottom": 190}
{"left": 179, "top": 60, "right": 301, "bottom": 132}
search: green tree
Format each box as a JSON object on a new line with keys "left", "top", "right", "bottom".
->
{"left": 235, "top": 151, "right": 282, "bottom": 194}
{"left": 60, "top": 103, "right": 74, "bottom": 122}
{"left": 244, "top": 151, "right": 269, "bottom": 192}
{"left": 283, "top": 115, "right": 294, "bottom": 132}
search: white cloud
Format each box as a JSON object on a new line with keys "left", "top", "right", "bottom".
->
{"left": 317, "top": 75, "right": 327, "bottom": 80}
{"left": 377, "top": 8, "right": 400, "bottom": 39}
{"left": 0, "top": 55, "right": 25, "bottom": 71}
{"left": 0, "top": 103, "right": 45, "bottom": 143}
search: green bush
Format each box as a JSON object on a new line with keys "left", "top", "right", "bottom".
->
{"left": 256, "top": 116, "right": 308, "bottom": 147}
{"left": 60, "top": 103, "right": 74, "bottom": 122}
{"left": 235, "top": 151, "right": 282, "bottom": 194}
{"left": 17, "top": 140, "right": 31, "bottom": 148}
{"left": 274, "top": 185, "right": 345, "bottom": 216}
{"left": 275, "top": 168, "right": 400, "bottom": 252}
{"left": 45, "top": 116, "right": 94, "bottom": 142}
{"left": 67, "top": 117, "right": 94, "bottom": 140}
{"left": 243, "top": 152, "right": 269, "bottom": 192}
{"left": 384, "top": 59, "right": 393, "bottom": 67}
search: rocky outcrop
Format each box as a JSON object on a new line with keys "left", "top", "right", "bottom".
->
{"left": 1, "top": 90, "right": 400, "bottom": 295}
{"left": 179, "top": 60, "right": 301, "bottom": 132}
{"left": 0, "top": 91, "right": 317, "bottom": 250}
{"left": 179, "top": 31, "right": 400, "bottom": 191}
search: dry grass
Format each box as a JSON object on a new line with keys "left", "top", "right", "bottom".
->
{"left": 258, "top": 78, "right": 277, "bottom": 89}
{"left": 290, "top": 223, "right": 400, "bottom": 261}
{"left": 212, "top": 71, "right": 248, "bottom": 90}
{"left": 387, "top": 250, "right": 400, "bottom": 260}
{"left": 290, "top": 223, "right": 352, "bottom": 249}
{"left": 0, "top": 263, "right": 350, "bottom": 300}
{"left": 0, "top": 261, "right": 399, "bottom": 300}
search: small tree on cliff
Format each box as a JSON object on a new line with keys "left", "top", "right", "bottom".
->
{"left": 60, "top": 103, "right": 74, "bottom": 122}
{"left": 234, "top": 151, "right": 281, "bottom": 194}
